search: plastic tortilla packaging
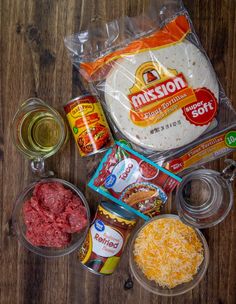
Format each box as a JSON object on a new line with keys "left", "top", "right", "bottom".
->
{"left": 65, "top": 0, "right": 236, "bottom": 162}
{"left": 88, "top": 142, "right": 181, "bottom": 220}
{"left": 163, "top": 128, "right": 236, "bottom": 174}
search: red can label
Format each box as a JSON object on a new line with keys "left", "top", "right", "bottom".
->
{"left": 64, "top": 95, "right": 114, "bottom": 156}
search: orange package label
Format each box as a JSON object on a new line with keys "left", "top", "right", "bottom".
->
{"left": 80, "top": 15, "right": 190, "bottom": 80}
{"left": 165, "top": 131, "right": 236, "bottom": 173}
{"left": 127, "top": 60, "right": 217, "bottom": 127}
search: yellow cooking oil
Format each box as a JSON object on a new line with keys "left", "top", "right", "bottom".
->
{"left": 18, "top": 110, "right": 61, "bottom": 156}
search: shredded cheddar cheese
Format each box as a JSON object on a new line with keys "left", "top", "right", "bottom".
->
{"left": 133, "top": 218, "right": 204, "bottom": 288}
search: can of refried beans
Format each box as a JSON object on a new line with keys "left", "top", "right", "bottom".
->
{"left": 78, "top": 201, "right": 136, "bottom": 275}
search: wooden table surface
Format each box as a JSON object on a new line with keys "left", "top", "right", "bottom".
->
{"left": 1, "top": 0, "right": 236, "bottom": 303}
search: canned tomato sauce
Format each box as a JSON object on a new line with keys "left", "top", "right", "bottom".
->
{"left": 64, "top": 94, "right": 114, "bottom": 157}
{"left": 79, "top": 202, "right": 136, "bottom": 275}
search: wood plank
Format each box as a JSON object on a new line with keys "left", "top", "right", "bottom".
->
{"left": 184, "top": 2, "right": 236, "bottom": 304}
{"left": 0, "top": 1, "right": 3, "bottom": 300}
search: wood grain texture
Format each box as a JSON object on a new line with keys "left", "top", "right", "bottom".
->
{"left": 0, "top": 0, "right": 235, "bottom": 303}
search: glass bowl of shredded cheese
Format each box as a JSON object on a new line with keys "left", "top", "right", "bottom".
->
{"left": 129, "top": 214, "right": 209, "bottom": 296}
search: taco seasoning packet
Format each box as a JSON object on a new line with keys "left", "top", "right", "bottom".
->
{"left": 88, "top": 142, "right": 181, "bottom": 220}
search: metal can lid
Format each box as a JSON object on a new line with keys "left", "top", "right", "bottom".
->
{"left": 63, "top": 94, "right": 97, "bottom": 107}
{"left": 100, "top": 201, "right": 137, "bottom": 221}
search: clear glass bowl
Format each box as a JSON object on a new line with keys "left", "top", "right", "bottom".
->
{"left": 11, "top": 98, "right": 68, "bottom": 160}
{"left": 129, "top": 214, "right": 209, "bottom": 296}
{"left": 175, "top": 169, "right": 233, "bottom": 229}
{"left": 12, "top": 178, "right": 90, "bottom": 258}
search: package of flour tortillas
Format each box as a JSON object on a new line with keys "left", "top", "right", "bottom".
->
{"left": 64, "top": 0, "right": 236, "bottom": 161}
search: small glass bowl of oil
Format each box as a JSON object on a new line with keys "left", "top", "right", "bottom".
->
{"left": 12, "top": 98, "right": 68, "bottom": 173}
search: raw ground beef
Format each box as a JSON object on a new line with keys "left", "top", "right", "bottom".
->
{"left": 23, "top": 182, "right": 88, "bottom": 248}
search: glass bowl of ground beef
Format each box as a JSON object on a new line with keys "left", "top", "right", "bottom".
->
{"left": 12, "top": 178, "right": 90, "bottom": 257}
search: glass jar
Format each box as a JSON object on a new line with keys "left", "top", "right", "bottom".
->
{"left": 11, "top": 98, "right": 68, "bottom": 176}
{"left": 175, "top": 160, "right": 235, "bottom": 228}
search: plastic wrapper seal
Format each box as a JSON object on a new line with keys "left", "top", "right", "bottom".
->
{"left": 64, "top": 0, "right": 236, "bottom": 162}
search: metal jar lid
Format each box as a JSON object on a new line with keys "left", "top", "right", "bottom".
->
{"left": 100, "top": 201, "right": 137, "bottom": 221}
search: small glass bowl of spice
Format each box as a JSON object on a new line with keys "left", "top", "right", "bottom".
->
{"left": 12, "top": 178, "right": 90, "bottom": 257}
{"left": 129, "top": 214, "right": 209, "bottom": 296}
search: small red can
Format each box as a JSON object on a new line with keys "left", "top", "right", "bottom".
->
{"left": 64, "top": 94, "right": 114, "bottom": 157}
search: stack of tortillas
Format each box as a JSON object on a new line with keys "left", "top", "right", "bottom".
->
{"left": 104, "top": 40, "right": 219, "bottom": 151}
